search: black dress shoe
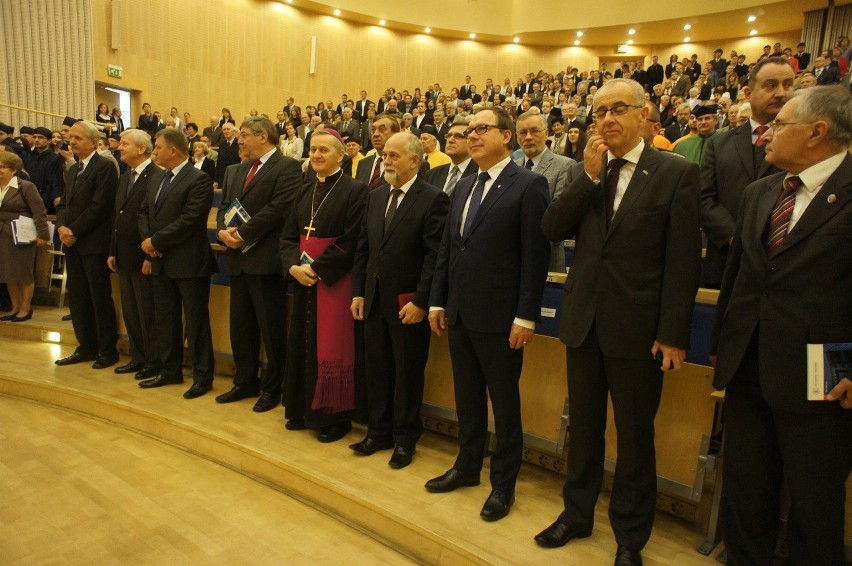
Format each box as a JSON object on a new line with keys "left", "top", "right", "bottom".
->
{"left": 135, "top": 366, "right": 160, "bottom": 380}
{"left": 114, "top": 362, "right": 144, "bottom": 374}
{"left": 183, "top": 382, "right": 211, "bottom": 399}
{"left": 534, "top": 515, "right": 592, "bottom": 548}
{"left": 424, "top": 468, "right": 480, "bottom": 493}
{"left": 388, "top": 445, "right": 415, "bottom": 469}
{"left": 215, "top": 384, "right": 260, "bottom": 404}
{"left": 61, "top": 314, "right": 72, "bottom": 321}
{"left": 92, "top": 353, "right": 119, "bottom": 369}
{"left": 0, "top": 312, "right": 19, "bottom": 321}
{"left": 285, "top": 418, "right": 306, "bottom": 431}
{"left": 349, "top": 437, "right": 394, "bottom": 455}
{"left": 480, "top": 489, "right": 515, "bottom": 521}
{"left": 55, "top": 352, "right": 97, "bottom": 366}
{"left": 252, "top": 391, "right": 281, "bottom": 413}
{"left": 614, "top": 545, "right": 642, "bottom": 566}
{"left": 10, "top": 310, "right": 32, "bottom": 322}
{"left": 317, "top": 421, "right": 352, "bottom": 443}
{"left": 139, "top": 374, "right": 184, "bottom": 388}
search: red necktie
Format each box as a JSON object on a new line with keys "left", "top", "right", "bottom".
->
{"left": 765, "top": 176, "right": 801, "bottom": 256}
{"left": 754, "top": 125, "right": 769, "bottom": 147}
{"left": 242, "top": 160, "right": 260, "bottom": 193}
{"left": 369, "top": 157, "right": 383, "bottom": 190}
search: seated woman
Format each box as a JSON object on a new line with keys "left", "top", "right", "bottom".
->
{"left": 279, "top": 123, "right": 304, "bottom": 160}
{"left": 0, "top": 151, "right": 50, "bottom": 322}
{"left": 191, "top": 142, "right": 216, "bottom": 179}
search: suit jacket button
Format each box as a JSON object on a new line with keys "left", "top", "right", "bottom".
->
{"left": 460, "top": 245, "right": 466, "bottom": 251}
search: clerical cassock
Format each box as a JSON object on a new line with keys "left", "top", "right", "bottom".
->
{"left": 280, "top": 167, "right": 369, "bottom": 438}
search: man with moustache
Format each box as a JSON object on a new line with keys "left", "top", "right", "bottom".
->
{"left": 108, "top": 129, "right": 162, "bottom": 380}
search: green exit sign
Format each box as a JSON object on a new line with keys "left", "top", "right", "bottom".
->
{"left": 107, "top": 65, "right": 123, "bottom": 79}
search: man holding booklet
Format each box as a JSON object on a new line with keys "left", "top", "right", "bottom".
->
{"left": 710, "top": 86, "right": 852, "bottom": 565}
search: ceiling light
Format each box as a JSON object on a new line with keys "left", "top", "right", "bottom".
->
{"left": 424, "top": 27, "right": 431, "bottom": 33}
{"left": 750, "top": 29, "right": 758, "bottom": 36}
{"left": 513, "top": 37, "right": 520, "bottom": 43}
{"left": 285, "top": 0, "right": 293, "bottom": 4}
{"left": 469, "top": 33, "right": 476, "bottom": 39}
{"left": 683, "top": 24, "right": 691, "bottom": 30}
{"left": 747, "top": 15, "right": 756, "bottom": 22}
{"left": 684, "top": 37, "right": 690, "bottom": 43}
{"left": 628, "top": 29, "right": 635, "bottom": 35}
{"left": 576, "top": 31, "right": 583, "bottom": 37}
{"left": 574, "top": 40, "right": 580, "bottom": 46}
{"left": 627, "top": 39, "right": 633, "bottom": 45}
{"left": 333, "top": 8, "right": 341, "bottom": 15}
{"left": 379, "top": 19, "right": 385, "bottom": 25}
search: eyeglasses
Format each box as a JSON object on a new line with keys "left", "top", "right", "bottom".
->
{"left": 768, "top": 119, "right": 808, "bottom": 132}
{"left": 445, "top": 132, "right": 467, "bottom": 140}
{"left": 463, "top": 124, "right": 503, "bottom": 137}
{"left": 592, "top": 104, "right": 642, "bottom": 120}
{"left": 517, "top": 128, "right": 546, "bottom": 137}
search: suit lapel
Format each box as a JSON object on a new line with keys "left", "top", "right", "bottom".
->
{"left": 773, "top": 156, "right": 852, "bottom": 256}
{"left": 242, "top": 152, "right": 277, "bottom": 198}
{"left": 608, "top": 146, "right": 657, "bottom": 237}
{"left": 462, "top": 164, "right": 514, "bottom": 242}
{"left": 754, "top": 180, "right": 781, "bottom": 257}
{"left": 536, "top": 151, "right": 553, "bottom": 176}
{"left": 383, "top": 180, "right": 422, "bottom": 243}
{"left": 155, "top": 165, "right": 190, "bottom": 213}
{"left": 732, "top": 124, "right": 755, "bottom": 180}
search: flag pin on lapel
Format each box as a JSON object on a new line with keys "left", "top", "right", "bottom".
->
{"left": 827, "top": 194, "right": 837, "bottom": 204}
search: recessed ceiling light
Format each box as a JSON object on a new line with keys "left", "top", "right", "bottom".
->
{"left": 574, "top": 39, "right": 580, "bottom": 46}
{"left": 513, "top": 37, "right": 520, "bottom": 43}
{"left": 379, "top": 19, "right": 385, "bottom": 26}
{"left": 627, "top": 39, "right": 634, "bottom": 45}
{"left": 684, "top": 37, "right": 690, "bottom": 43}
{"left": 683, "top": 24, "right": 691, "bottom": 30}
{"left": 424, "top": 27, "right": 431, "bottom": 33}
{"left": 576, "top": 31, "right": 583, "bottom": 37}
{"left": 285, "top": 0, "right": 293, "bottom": 4}
{"left": 469, "top": 33, "right": 476, "bottom": 39}
{"left": 628, "top": 29, "right": 635, "bottom": 35}
{"left": 747, "top": 15, "right": 756, "bottom": 22}
{"left": 333, "top": 8, "right": 341, "bottom": 15}
{"left": 750, "top": 29, "right": 758, "bottom": 36}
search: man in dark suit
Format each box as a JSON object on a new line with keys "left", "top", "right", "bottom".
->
{"left": 700, "top": 57, "right": 795, "bottom": 287}
{"left": 459, "top": 76, "right": 473, "bottom": 101}
{"left": 203, "top": 116, "right": 224, "bottom": 147}
{"left": 214, "top": 122, "right": 240, "bottom": 188}
{"left": 426, "top": 107, "right": 550, "bottom": 522}
{"left": 356, "top": 113, "right": 400, "bottom": 190}
{"left": 793, "top": 42, "right": 811, "bottom": 70}
{"left": 354, "top": 90, "right": 372, "bottom": 123}
{"left": 108, "top": 129, "right": 163, "bottom": 380}
{"left": 426, "top": 118, "right": 477, "bottom": 196}
{"left": 55, "top": 120, "right": 120, "bottom": 369}
{"left": 646, "top": 56, "right": 664, "bottom": 92}
{"left": 138, "top": 127, "right": 216, "bottom": 400}
{"left": 431, "top": 109, "right": 449, "bottom": 150}
{"left": 350, "top": 132, "right": 449, "bottom": 468}
{"left": 335, "top": 107, "right": 360, "bottom": 138}
{"left": 537, "top": 79, "right": 701, "bottom": 566}
{"left": 215, "top": 117, "right": 301, "bottom": 412}
{"left": 710, "top": 86, "right": 852, "bottom": 566}
{"left": 814, "top": 56, "right": 840, "bottom": 85}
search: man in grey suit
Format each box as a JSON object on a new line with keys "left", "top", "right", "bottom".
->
{"left": 335, "top": 107, "right": 360, "bottom": 138}
{"left": 514, "top": 111, "right": 575, "bottom": 272}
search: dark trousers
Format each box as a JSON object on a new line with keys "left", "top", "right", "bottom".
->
{"left": 364, "top": 305, "right": 430, "bottom": 447}
{"left": 229, "top": 273, "right": 287, "bottom": 394}
{"left": 562, "top": 322, "right": 663, "bottom": 551}
{"left": 65, "top": 250, "right": 118, "bottom": 356}
{"left": 448, "top": 320, "right": 524, "bottom": 492}
{"left": 722, "top": 332, "right": 852, "bottom": 566}
{"left": 153, "top": 274, "right": 213, "bottom": 384}
{"left": 117, "top": 266, "right": 158, "bottom": 369}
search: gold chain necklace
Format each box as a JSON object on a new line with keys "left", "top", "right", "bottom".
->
{"left": 304, "top": 172, "right": 343, "bottom": 239}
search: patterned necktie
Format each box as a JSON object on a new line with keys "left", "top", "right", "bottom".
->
{"left": 385, "top": 188, "right": 402, "bottom": 231}
{"left": 754, "top": 125, "right": 769, "bottom": 147}
{"left": 765, "top": 176, "right": 801, "bottom": 256}
{"left": 155, "top": 171, "right": 174, "bottom": 208}
{"left": 462, "top": 172, "right": 490, "bottom": 236}
{"left": 445, "top": 165, "right": 460, "bottom": 195}
{"left": 243, "top": 160, "right": 261, "bottom": 193}
{"left": 369, "top": 156, "right": 384, "bottom": 189}
{"left": 604, "top": 158, "right": 627, "bottom": 229}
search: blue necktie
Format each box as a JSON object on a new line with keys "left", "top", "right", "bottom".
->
{"left": 462, "top": 172, "right": 490, "bottom": 236}
{"left": 156, "top": 171, "right": 174, "bottom": 208}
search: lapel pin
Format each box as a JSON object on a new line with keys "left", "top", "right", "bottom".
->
{"left": 827, "top": 194, "right": 837, "bottom": 204}
{"left": 642, "top": 170, "right": 649, "bottom": 175}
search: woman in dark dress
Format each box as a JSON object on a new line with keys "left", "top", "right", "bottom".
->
{"left": 0, "top": 151, "right": 50, "bottom": 322}
{"left": 280, "top": 129, "right": 368, "bottom": 443}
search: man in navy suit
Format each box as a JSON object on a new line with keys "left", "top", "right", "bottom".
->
{"left": 351, "top": 132, "right": 449, "bottom": 469}
{"left": 537, "top": 79, "right": 701, "bottom": 566}
{"left": 710, "top": 86, "right": 852, "bottom": 566}
{"left": 426, "top": 107, "right": 550, "bottom": 522}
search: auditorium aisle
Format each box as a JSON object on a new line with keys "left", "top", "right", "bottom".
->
{"left": 0, "top": 308, "right": 721, "bottom": 565}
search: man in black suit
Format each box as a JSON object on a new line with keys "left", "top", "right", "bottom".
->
{"left": 356, "top": 113, "right": 400, "bottom": 190}
{"left": 215, "top": 117, "right": 301, "bottom": 412}
{"left": 813, "top": 56, "right": 841, "bottom": 85}
{"left": 274, "top": 111, "right": 288, "bottom": 137}
{"left": 214, "top": 122, "right": 240, "bottom": 189}
{"left": 203, "top": 116, "right": 224, "bottom": 147}
{"left": 537, "top": 79, "right": 701, "bottom": 566}
{"left": 700, "top": 57, "right": 795, "bottom": 287}
{"left": 108, "top": 129, "right": 163, "bottom": 380}
{"left": 793, "top": 42, "right": 811, "bottom": 70}
{"left": 645, "top": 56, "right": 664, "bottom": 93}
{"left": 138, "top": 127, "right": 216, "bottom": 400}
{"left": 426, "top": 118, "right": 477, "bottom": 196}
{"left": 710, "top": 86, "right": 852, "bottom": 566}
{"left": 426, "top": 107, "right": 550, "bottom": 521}
{"left": 664, "top": 103, "right": 692, "bottom": 143}
{"left": 354, "top": 90, "right": 372, "bottom": 123}
{"left": 55, "top": 120, "right": 120, "bottom": 369}
{"left": 350, "top": 132, "right": 449, "bottom": 468}
{"left": 459, "top": 76, "right": 473, "bottom": 101}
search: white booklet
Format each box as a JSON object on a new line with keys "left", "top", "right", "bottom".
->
{"left": 807, "top": 343, "right": 852, "bottom": 400}
{"left": 11, "top": 217, "right": 54, "bottom": 245}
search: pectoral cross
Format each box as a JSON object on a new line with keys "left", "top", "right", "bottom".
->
{"left": 304, "top": 222, "right": 316, "bottom": 239}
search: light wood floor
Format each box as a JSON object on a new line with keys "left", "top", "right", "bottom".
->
{"left": 0, "top": 308, "right": 723, "bottom": 565}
